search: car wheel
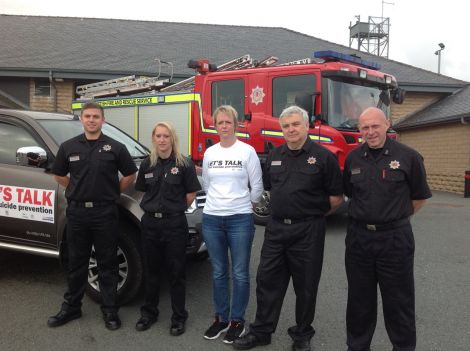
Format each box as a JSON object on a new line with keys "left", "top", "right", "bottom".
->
{"left": 85, "top": 223, "right": 143, "bottom": 305}
{"left": 253, "top": 191, "right": 271, "bottom": 226}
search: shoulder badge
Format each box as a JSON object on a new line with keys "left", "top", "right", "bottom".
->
{"left": 307, "top": 156, "right": 317, "bottom": 165}
{"left": 389, "top": 160, "right": 400, "bottom": 169}
{"left": 170, "top": 167, "right": 179, "bottom": 175}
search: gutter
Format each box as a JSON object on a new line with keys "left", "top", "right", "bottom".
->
{"left": 49, "top": 70, "right": 58, "bottom": 112}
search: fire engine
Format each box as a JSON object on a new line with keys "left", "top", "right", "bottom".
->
{"left": 72, "top": 50, "right": 405, "bottom": 223}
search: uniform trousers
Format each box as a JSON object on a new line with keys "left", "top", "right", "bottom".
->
{"left": 63, "top": 204, "right": 119, "bottom": 313}
{"left": 250, "top": 216, "right": 326, "bottom": 342}
{"left": 140, "top": 213, "right": 189, "bottom": 324}
{"left": 345, "top": 221, "right": 416, "bottom": 351}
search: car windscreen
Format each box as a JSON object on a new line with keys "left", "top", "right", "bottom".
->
{"left": 38, "top": 120, "right": 149, "bottom": 158}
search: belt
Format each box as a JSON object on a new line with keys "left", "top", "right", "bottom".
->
{"left": 146, "top": 211, "right": 185, "bottom": 218}
{"left": 68, "top": 200, "right": 115, "bottom": 208}
{"left": 272, "top": 215, "right": 321, "bottom": 225}
{"left": 351, "top": 217, "right": 410, "bottom": 231}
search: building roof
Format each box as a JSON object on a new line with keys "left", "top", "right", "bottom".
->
{"left": 0, "top": 14, "right": 466, "bottom": 91}
{"left": 394, "top": 83, "right": 470, "bottom": 130}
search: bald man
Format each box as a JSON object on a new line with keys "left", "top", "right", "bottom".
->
{"left": 342, "top": 107, "right": 432, "bottom": 351}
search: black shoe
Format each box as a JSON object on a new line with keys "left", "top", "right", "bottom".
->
{"left": 292, "top": 339, "right": 311, "bottom": 351}
{"left": 135, "top": 316, "right": 158, "bottom": 331}
{"left": 47, "top": 309, "right": 82, "bottom": 327}
{"left": 233, "top": 332, "right": 271, "bottom": 350}
{"left": 103, "top": 312, "right": 121, "bottom": 331}
{"left": 170, "top": 321, "right": 186, "bottom": 336}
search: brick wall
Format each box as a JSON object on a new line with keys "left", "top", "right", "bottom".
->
{"left": 391, "top": 92, "right": 443, "bottom": 125}
{"left": 398, "top": 123, "right": 470, "bottom": 194}
{"left": 29, "top": 79, "right": 74, "bottom": 113}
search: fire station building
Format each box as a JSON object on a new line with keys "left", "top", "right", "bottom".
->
{"left": 0, "top": 14, "right": 469, "bottom": 194}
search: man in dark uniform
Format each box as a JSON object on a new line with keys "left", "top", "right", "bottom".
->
{"left": 234, "top": 106, "right": 343, "bottom": 351}
{"left": 48, "top": 102, "right": 137, "bottom": 330}
{"left": 134, "top": 122, "right": 201, "bottom": 336}
{"left": 343, "top": 107, "right": 432, "bottom": 351}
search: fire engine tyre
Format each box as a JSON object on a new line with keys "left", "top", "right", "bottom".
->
{"left": 85, "top": 222, "right": 143, "bottom": 306}
{"left": 253, "top": 191, "right": 271, "bottom": 226}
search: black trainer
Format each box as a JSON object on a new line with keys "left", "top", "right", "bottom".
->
{"left": 203, "top": 316, "right": 230, "bottom": 340}
{"left": 223, "top": 320, "right": 245, "bottom": 344}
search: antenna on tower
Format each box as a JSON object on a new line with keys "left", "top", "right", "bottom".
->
{"left": 349, "top": 0, "right": 394, "bottom": 58}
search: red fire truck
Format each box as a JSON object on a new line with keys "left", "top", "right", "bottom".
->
{"left": 73, "top": 50, "right": 405, "bottom": 223}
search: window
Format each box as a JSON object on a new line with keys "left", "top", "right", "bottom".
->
{"left": 211, "top": 79, "right": 244, "bottom": 121}
{"left": 326, "top": 79, "right": 390, "bottom": 130}
{"left": 272, "top": 75, "right": 316, "bottom": 117}
{"left": 0, "top": 122, "right": 41, "bottom": 165}
{"left": 34, "top": 78, "right": 51, "bottom": 96}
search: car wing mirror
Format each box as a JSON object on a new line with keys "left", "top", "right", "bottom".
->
{"left": 16, "top": 146, "right": 48, "bottom": 168}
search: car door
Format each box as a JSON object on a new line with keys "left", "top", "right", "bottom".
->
{"left": 0, "top": 117, "right": 59, "bottom": 251}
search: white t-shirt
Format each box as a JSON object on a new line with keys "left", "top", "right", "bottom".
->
{"left": 202, "top": 139, "right": 263, "bottom": 216}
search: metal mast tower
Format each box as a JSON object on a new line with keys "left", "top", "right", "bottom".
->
{"left": 348, "top": 1, "right": 393, "bottom": 58}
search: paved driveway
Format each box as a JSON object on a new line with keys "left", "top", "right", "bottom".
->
{"left": 0, "top": 191, "right": 468, "bottom": 351}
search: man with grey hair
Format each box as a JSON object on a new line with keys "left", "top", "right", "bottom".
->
{"left": 234, "top": 106, "right": 343, "bottom": 351}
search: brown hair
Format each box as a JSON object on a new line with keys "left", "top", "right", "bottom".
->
{"left": 80, "top": 101, "right": 104, "bottom": 117}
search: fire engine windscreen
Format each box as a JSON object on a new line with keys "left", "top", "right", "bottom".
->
{"left": 327, "top": 80, "right": 390, "bottom": 130}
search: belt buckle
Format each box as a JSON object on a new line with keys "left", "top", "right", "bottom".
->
{"left": 283, "top": 218, "right": 292, "bottom": 225}
{"left": 154, "top": 212, "right": 163, "bottom": 218}
{"left": 366, "top": 224, "right": 376, "bottom": 231}
{"left": 85, "top": 202, "right": 93, "bottom": 208}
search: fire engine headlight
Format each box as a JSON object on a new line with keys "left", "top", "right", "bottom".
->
{"left": 385, "top": 75, "right": 392, "bottom": 84}
{"left": 359, "top": 69, "right": 367, "bottom": 79}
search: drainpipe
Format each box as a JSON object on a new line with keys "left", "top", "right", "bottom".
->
{"left": 49, "top": 70, "right": 58, "bottom": 112}
{"left": 462, "top": 116, "right": 470, "bottom": 197}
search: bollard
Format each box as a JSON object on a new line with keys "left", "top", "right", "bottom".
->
{"left": 465, "top": 169, "right": 470, "bottom": 198}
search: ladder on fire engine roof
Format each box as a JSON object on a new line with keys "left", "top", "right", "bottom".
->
{"left": 160, "top": 55, "right": 279, "bottom": 92}
{"left": 76, "top": 55, "right": 279, "bottom": 97}
{"left": 75, "top": 59, "right": 174, "bottom": 99}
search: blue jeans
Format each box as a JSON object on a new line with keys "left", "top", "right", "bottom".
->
{"left": 202, "top": 213, "right": 255, "bottom": 322}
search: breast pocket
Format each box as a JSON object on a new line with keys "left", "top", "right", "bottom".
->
{"left": 349, "top": 171, "right": 369, "bottom": 196}
{"left": 99, "top": 152, "right": 117, "bottom": 172}
{"left": 294, "top": 165, "right": 321, "bottom": 189}
{"left": 383, "top": 170, "right": 406, "bottom": 196}
{"left": 144, "top": 171, "right": 157, "bottom": 185}
{"left": 164, "top": 173, "right": 183, "bottom": 200}
{"left": 269, "top": 165, "right": 287, "bottom": 185}
{"left": 68, "top": 153, "right": 87, "bottom": 173}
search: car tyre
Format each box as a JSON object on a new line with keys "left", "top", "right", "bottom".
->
{"left": 253, "top": 191, "right": 271, "bottom": 226}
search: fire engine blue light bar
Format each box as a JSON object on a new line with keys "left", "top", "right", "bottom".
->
{"left": 313, "top": 50, "right": 381, "bottom": 71}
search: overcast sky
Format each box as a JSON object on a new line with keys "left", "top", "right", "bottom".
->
{"left": 2, "top": 0, "right": 468, "bottom": 82}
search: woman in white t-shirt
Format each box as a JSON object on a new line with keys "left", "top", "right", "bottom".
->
{"left": 202, "top": 105, "right": 263, "bottom": 344}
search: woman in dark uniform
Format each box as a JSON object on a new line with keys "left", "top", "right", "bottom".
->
{"left": 134, "top": 121, "right": 201, "bottom": 336}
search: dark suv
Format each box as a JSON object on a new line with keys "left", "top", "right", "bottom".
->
{"left": 0, "top": 109, "right": 205, "bottom": 304}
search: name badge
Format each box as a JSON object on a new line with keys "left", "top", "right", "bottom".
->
{"left": 271, "top": 160, "right": 282, "bottom": 166}
{"left": 144, "top": 173, "right": 153, "bottom": 179}
{"left": 69, "top": 155, "right": 80, "bottom": 162}
{"left": 351, "top": 168, "right": 361, "bottom": 175}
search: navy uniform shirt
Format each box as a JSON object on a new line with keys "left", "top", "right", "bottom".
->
{"left": 343, "top": 137, "right": 432, "bottom": 223}
{"left": 135, "top": 155, "right": 201, "bottom": 213}
{"left": 264, "top": 138, "right": 343, "bottom": 218}
{"left": 52, "top": 133, "right": 137, "bottom": 202}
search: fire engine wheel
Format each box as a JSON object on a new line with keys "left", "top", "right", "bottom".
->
{"left": 86, "top": 223, "right": 143, "bottom": 305}
{"left": 253, "top": 191, "right": 271, "bottom": 226}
